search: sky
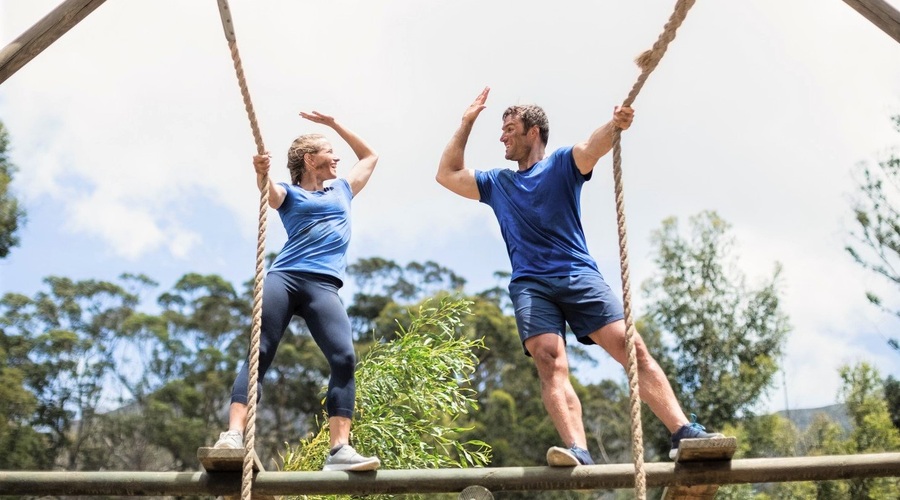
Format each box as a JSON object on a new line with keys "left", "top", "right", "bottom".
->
{"left": 1, "top": 0, "right": 899, "bottom": 415}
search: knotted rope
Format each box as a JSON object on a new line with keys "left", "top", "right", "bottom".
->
{"left": 215, "top": 2, "right": 267, "bottom": 500}
{"left": 612, "top": 1, "right": 697, "bottom": 498}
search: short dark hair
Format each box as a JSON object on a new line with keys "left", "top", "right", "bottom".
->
{"left": 503, "top": 104, "right": 549, "bottom": 145}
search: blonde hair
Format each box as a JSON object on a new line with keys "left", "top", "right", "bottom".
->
{"left": 286, "top": 133, "right": 327, "bottom": 185}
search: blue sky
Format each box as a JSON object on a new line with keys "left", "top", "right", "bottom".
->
{"left": 1, "top": 0, "right": 899, "bottom": 413}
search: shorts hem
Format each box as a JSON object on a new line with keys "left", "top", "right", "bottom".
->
{"left": 573, "top": 315, "right": 625, "bottom": 344}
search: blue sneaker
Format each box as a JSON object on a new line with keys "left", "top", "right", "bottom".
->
{"left": 547, "top": 445, "right": 595, "bottom": 466}
{"left": 669, "top": 416, "right": 724, "bottom": 459}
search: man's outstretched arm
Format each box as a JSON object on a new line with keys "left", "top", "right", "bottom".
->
{"left": 572, "top": 106, "right": 635, "bottom": 175}
{"left": 436, "top": 87, "right": 491, "bottom": 200}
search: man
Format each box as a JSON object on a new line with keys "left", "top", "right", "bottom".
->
{"left": 436, "top": 87, "right": 721, "bottom": 466}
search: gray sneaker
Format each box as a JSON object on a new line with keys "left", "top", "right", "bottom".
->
{"left": 322, "top": 445, "right": 380, "bottom": 471}
{"left": 213, "top": 430, "right": 243, "bottom": 449}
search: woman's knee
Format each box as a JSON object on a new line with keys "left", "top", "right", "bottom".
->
{"left": 329, "top": 349, "right": 356, "bottom": 378}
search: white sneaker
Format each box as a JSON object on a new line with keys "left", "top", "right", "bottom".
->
{"left": 546, "top": 446, "right": 579, "bottom": 466}
{"left": 322, "top": 445, "right": 380, "bottom": 471}
{"left": 214, "top": 430, "right": 243, "bottom": 449}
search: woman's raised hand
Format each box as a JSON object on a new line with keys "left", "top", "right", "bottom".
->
{"left": 300, "top": 111, "right": 337, "bottom": 127}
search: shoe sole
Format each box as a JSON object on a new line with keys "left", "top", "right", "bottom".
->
{"left": 546, "top": 446, "right": 579, "bottom": 467}
{"left": 323, "top": 458, "right": 381, "bottom": 472}
{"left": 213, "top": 443, "right": 242, "bottom": 450}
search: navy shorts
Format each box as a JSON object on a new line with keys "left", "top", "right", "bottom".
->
{"left": 508, "top": 273, "right": 625, "bottom": 356}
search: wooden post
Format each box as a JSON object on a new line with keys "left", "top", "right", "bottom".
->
{"left": 0, "top": 0, "right": 108, "bottom": 85}
{"left": 842, "top": 0, "right": 900, "bottom": 43}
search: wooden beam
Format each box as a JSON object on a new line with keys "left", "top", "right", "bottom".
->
{"left": 0, "top": 453, "right": 898, "bottom": 496}
{"left": 0, "top": 0, "right": 108, "bottom": 85}
{"left": 843, "top": 0, "right": 900, "bottom": 43}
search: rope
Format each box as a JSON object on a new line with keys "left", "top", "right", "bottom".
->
{"left": 612, "top": 1, "right": 697, "bottom": 498}
{"left": 215, "top": 2, "right": 267, "bottom": 500}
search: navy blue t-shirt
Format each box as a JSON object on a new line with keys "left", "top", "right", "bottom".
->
{"left": 269, "top": 179, "right": 353, "bottom": 282}
{"left": 475, "top": 146, "right": 599, "bottom": 280}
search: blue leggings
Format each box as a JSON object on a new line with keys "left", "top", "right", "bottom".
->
{"left": 231, "top": 270, "right": 356, "bottom": 418}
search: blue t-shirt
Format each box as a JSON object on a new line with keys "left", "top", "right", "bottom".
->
{"left": 269, "top": 179, "right": 353, "bottom": 282}
{"left": 475, "top": 146, "right": 599, "bottom": 280}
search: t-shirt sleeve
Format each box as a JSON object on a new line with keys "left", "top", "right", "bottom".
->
{"left": 554, "top": 146, "right": 591, "bottom": 183}
{"left": 336, "top": 178, "right": 354, "bottom": 201}
{"left": 276, "top": 182, "right": 294, "bottom": 213}
{"left": 475, "top": 169, "right": 493, "bottom": 204}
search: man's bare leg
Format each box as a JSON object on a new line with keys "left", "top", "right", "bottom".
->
{"left": 524, "top": 333, "right": 588, "bottom": 448}
{"left": 588, "top": 320, "right": 688, "bottom": 432}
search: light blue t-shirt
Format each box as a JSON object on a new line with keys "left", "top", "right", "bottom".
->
{"left": 269, "top": 179, "right": 353, "bottom": 282}
{"left": 475, "top": 146, "right": 599, "bottom": 280}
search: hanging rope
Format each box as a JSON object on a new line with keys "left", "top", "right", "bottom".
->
{"left": 612, "top": 1, "right": 697, "bottom": 498}
{"left": 215, "top": 2, "right": 267, "bottom": 500}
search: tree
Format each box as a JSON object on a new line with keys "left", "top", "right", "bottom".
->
{"left": 0, "top": 326, "right": 50, "bottom": 469}
{"left": 0, "top": 119, "right": 26, "bottom": 258}
{"left": 846, "top": 115, "right": 900, "bottom": 353}
{"left": 641, "top": 211, "right": 789, "bottom": 436}
{"left": 135, "top": 273, "right": 254, "bottom": 469}
{"left": 0, "top": 276, "right": 142, "bottom": 470}
{"left": 837, "top": 363, "right": 900, "bottom": 498}
{"left": 346, "top": 257, "right": 465, "bottom": 341}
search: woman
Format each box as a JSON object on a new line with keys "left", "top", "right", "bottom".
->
{"left": 213, "top": 111, "right": 380, "bottom": 472}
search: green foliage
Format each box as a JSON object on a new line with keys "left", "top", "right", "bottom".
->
{"left": 281, "top": 296, "right": 491, "bottom": 499}
{"left": 719, "top": 415, "right": 826, "bottom": 499}
{"left": 847, "top": 115, "right": 900, "bottom": 353}
{"left": 122, "top": 273, "right": 249, "bottom": 469}
{"left": 724, "top": 414, "right": 800, "bottom": 459}
{"left": 885, "top": 376, "right": 900, "bottom": 432}
{"left": 837, "top": 362, "right": 900, "bottom": 498}
{"left": 0, "top": 276, "right": 143, "bottom": 469}
{"left": 0, "top": 119, "right": 26, "bottom": 259}
{"left": 0, "top": 345, "right": 50, "bottom": 468}
{"left": 642, "top": 211, "right": 789, "bottom": 435}
{"left": 784, "top": 413, "right": 851, "bottom": 498}
{"left": 839, "top": 363, "right": 900, "bottom": 453}
{"left": 718, "top": 362, "right": 900, "bottom": 498}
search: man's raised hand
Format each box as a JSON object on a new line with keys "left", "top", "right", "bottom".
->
{"left": 462, "top": 86, "right": 491, "bottom": 124}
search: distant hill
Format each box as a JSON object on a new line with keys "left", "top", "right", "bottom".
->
{"left": 777, "top": 404, "right": 851, "bottom": 433}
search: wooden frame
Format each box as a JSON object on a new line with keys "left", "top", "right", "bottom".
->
{"left": 0, "top": 452, "right": 898, "bottom": 496}
{"left": 843, "top": 0, "right": 900, "bottom": 43}
{"left": 1, "top": 0, "right": 896, "bottom": 86}
{"left": 0, "top": 0, "right": 108, "bottom": 85}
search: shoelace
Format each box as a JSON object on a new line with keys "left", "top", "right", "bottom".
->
{"left": 688, "top": 413, "right": 707, "bottom": 431}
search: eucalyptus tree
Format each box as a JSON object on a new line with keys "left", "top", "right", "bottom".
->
{"left": 641, "top": 211, "right": 789, "bottom": 432}
{"left": 0, "top": 275, "right": 142, "bottom": 469}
